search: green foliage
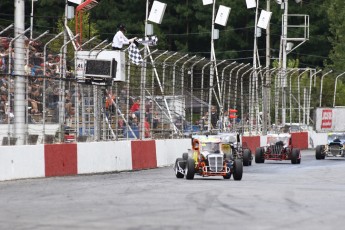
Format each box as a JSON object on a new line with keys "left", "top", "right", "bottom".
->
{"left": 0, "top": 0, "right": 341, "bottom": 73}
{"left": 325, "top": 0, "right": 345, "bottom": 72}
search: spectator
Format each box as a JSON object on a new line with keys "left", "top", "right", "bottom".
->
{"left": 152, "top": 111, "right": 160, "bottom": 129}
{"left": 145, "top": 99, "right": 153, "bottom": 123}
{"left": 144, "top": 118, "right": 150, "bottom": 138}
{"left": 130, "top": 97, "right": 140, "bottom": 119}
{"left": 105, "top": 91, "right": 116, "bottom": 113}
{"left": 210, "top": 106, "right": 219, "bottom": 129}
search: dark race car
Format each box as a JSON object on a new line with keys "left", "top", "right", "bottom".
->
{"left": 217, "top": 133, "right": 252, "bottom": 166}
{"left": 255, "top": 133, "right": 301, "bottom": 164}
{"left": 315, "top": 133, "right": 345, "bottom": 159}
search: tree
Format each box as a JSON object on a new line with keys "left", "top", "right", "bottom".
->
{"left": 325, "top": 0, "right": 345, "bottom": 72}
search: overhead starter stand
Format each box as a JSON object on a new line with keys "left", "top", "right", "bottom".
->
{"left": 75, "top": 0, "right": 100, "bottom": 46}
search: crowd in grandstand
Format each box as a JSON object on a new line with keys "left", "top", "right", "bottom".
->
{"left": 0, "top": 36, "right": 77, "bottom": 124}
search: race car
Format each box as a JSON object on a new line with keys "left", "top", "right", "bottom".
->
{"left": 255, "top": 133, "right": 301, "bottom": 164}
{"left": 315, "top": 132, "right": 345, "bottom": 159}
{"left": 217, "top": 133, "right": 252, "bottom": 166}
{"left": 173, "top": 135, "right": 243, "bottom": 180}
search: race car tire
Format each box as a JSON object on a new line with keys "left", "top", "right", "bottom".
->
{"left": 175, "top": 158, "right": 185, "bottom": 178}
{"left": 233, "top": 159, "right": 243, "bottom": 181}
{"left": 291, "top": 148, "right": 301, "bottom": 164}
{"left": 223, "top": 173, "right": 231, "bottom": 179}
{"left": 315, "top": 145, "right": 325, "bottom": 160}
{"left": 243, "top": 149, "right": 252, "bottom": 166}
{"left": 182, "top": 152, "right": 188, "bottom": 160}
{"left": 255, "top": 147, "right": 265, "bottom": 163}
{"left": 185, "top": 158, "right": 195, "bottom": 180}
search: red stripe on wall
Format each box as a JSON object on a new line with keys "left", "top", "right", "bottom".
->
{"left": 131, "top": 140, "right": 157, "bottom": 170}
{"left": 44, "top": 144, "right": 78, "bottom": 177}
{"left": 242, "top": 136, "right": 260, "bottom": 154}
{"left": 291, "top": 132, "right": 308, "bottom": 150}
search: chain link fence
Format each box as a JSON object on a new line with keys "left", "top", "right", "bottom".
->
{"left": 1, "top": 31, "right": 340, "bottom": 145}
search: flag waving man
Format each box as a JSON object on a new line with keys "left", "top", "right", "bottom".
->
{"left": 112, "top": 24, "right": 137, "bottom": 50}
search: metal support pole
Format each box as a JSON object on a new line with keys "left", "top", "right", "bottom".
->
{"left": 12, "top": 1, "right": 27, "bottom": 145}
{"left": 7, "top": 27, "right": 30, "bottom": 145}
{"left": 150, "top": 50, "right": 168, "bottom": 129}
{"left": 262, "top": 67, "right": 275, "bottom": 135}
{"left": 172, "top": 54, "right": 188, "bottom": 98}
{"left": 297, "top": 69, "right": 310, "bottom": 124}
{"left": 241, "top": 67, "right": 254, "bottom": 134}
{"left": 235, "top": 63, "right": 250, "bottom": 112}
{"left": 253, "top": 67, "right": 267, "bottom": 134}
{"left": 201, "top": 61, "right": 213, "bottom": 132}
{"left": 181, "top": 55, "right": 196, "bottom": 131}
{"left": 319, "top": 70, "right": 333, "bottom": 107}
{"left": 230, "top": 63, "right": 245, "bottom": 110}
{"left": 42, "top": 31, "right": 64, "bottom": 143}
{"left": 333, "top": 72, "right": 345, "bottom": 107}
{"left": 220, "top": 62, "right": 236, "bottom": 108}
{"left": 0, "top": 23, "right": 13, "bottom": 36}
{"left": 307, "top": 69, "right": 321, "bottom": 125}
{"left": 89, "top": 39, "right": 108, "bottom": 53}
{"left": 162, "top": 52, "right": 177, "bottom": 92}
{"left": 288, "top": 69, "right": 299, "bottom": 125}
{"left": 79, "top": 36, "right": 97, "bottom": 50}
{"left": 189, "top": 57, "right": 205, "bottom": 130}
{"left": 58, "top": 34, "right": 79, "bottom": 142}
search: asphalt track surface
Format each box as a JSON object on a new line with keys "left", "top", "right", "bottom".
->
{"left": 1, "top": 150, "right": 345, "bottom": 230}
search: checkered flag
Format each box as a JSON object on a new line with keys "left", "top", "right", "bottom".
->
{"left": 128, "top": 43, "right": 143, "bottom": 65}
{"left": 137, "top": 35, "right": 158, "bottom": 46}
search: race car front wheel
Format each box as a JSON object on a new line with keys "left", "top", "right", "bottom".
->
{"left": 185, "top": 158, "right": 195, "bottom": 180}
{"left": 315, "top": 145, "right": 325, "bottom": 160}
{"left": 255, "top": 147, "right": 265, "bottom": 163}
{"left": 291, "top": 148, "right": 301, "bottom": 164}
{"left": 232, "top": 159, "right": 243, "bottom": 181}
{"left": 174, "top": 158, "right": 185, "bottom": 178}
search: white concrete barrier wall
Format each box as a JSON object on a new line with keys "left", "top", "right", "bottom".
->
{"left": 260, "top": 136, "right": 267, "bottom": 148}
{"left": 156, "top": 139, "right": 191, "bottom": 167}
{"left": 308, "top": 131, "right": 328, "bottom": 148}
{"left": 0, "top": 145, "right": 44, "bottom": 181}
{"left": 77, "top": 141, "right": 133, "bottom": 174}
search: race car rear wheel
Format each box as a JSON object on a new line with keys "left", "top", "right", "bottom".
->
{"left": 232, "top": 159, "right": 243, "bottom": 181}
{"left": 185, "top": 158, "right": 195, "bottom": 180}
{"left": 174, "top": 158, "right": 185, "bottom": 178}
{"left": 243, "top": 149, "right": 252, "bottom": 166}
{"left": 315, "top": 145, "right": 325, "bottom": 160}
{"left": 291, "top": 148, "right": 301, "bottom": 164}
{"left": 255, "top": 147, "right": 265, "bottom": 163}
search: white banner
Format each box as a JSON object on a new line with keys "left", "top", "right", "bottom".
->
{"left": 315, "top": 107, "right": 345, "bottom": 132}
{"left": 246, "top": 0, "right": 256, "bottom": 9}
{"left": 215, "top": 5, "right": 231, "bottom": 26}
{"left": 257, "top": 10, "right": 272, "bottom": 30}
{"left": 148, "top": 1, "right": 167, "bottom": 24}
{"left": 203, "top": 0, "right": 213, "bottom": 5}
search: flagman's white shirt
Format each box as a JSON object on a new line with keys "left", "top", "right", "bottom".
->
{"left": 112, "top": 30, "right": 131, "bottom": 49}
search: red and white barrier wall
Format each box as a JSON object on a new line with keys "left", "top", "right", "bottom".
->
{"left": 0, "top": 139, "right": 191, "bottom": 182}
{"left": 0, "top": 132, "right": 328, "bottom": 182}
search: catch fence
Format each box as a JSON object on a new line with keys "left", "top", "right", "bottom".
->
{"left": 0, "top": 31, "right": 343, "bottom": 145}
